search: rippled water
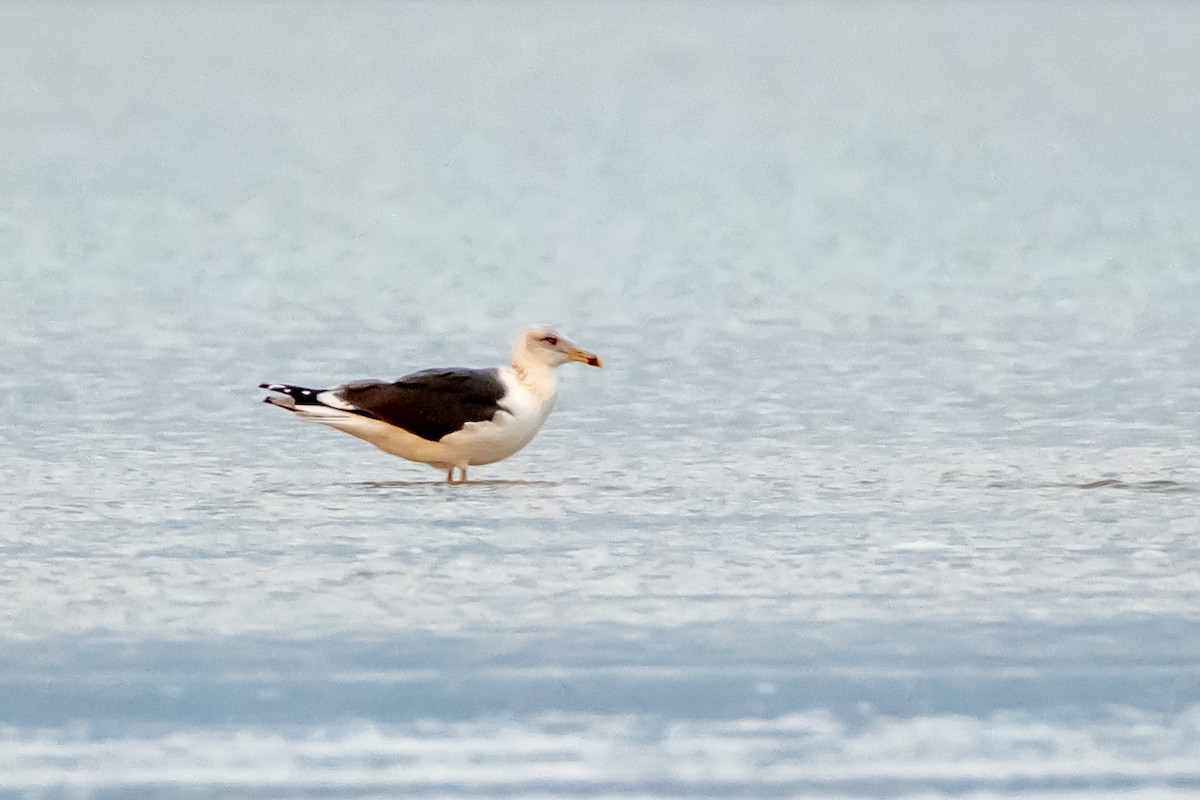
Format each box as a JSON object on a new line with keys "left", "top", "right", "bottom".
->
{"left": 3, "top": 1, "right": 1200, "bottom": 797}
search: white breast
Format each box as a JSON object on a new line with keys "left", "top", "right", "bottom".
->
{"left": 438, "top": 367, "right": 557, "bottom": 466}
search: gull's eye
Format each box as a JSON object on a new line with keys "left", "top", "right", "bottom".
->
{"left": 542, "top": 336, "right": 559, "bottom": 346}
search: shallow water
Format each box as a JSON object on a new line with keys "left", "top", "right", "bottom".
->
{"left": 3, "top": 1, "right": 1200, "bottom": 797}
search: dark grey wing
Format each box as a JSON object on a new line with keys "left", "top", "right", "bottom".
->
{"left": 337, "top": 368, "right": 508, "bottom": 442}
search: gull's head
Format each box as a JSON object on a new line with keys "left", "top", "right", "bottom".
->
{"left": 516, "top": 326, "right": 602, "bottom": 369}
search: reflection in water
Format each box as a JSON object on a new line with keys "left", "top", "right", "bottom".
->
{"left": 353, "top": 479, "right": 562, "bottom": 489}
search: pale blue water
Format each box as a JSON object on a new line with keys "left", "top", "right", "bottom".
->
{"left": 3, "top": 1, "right": 1200, "bottom": 797}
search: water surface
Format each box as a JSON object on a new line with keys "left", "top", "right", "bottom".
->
{"left": 2, "top": 1, "right": 1199, "bottom": 797}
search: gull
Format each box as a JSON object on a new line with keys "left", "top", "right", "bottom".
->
{"left": 260, "top": 327, "right": 602, "bottom": 483}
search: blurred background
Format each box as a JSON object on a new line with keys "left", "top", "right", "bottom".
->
{"left": 2, "top": 1, "right": 1199, "bottom": 797}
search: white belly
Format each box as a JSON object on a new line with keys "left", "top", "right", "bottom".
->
{"left": 441, "top": 397, "right": 553, "bottom": 466}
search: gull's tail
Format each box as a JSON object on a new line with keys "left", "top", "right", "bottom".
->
{"left": 259, "top": 382, "right": 375, "bottom": 432}
{"left": 259, "top": 383, "right": 328, "bottom": 412}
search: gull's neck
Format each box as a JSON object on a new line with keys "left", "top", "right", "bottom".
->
{"left": 510, "top": 349, "right": 558, "bottom": 403}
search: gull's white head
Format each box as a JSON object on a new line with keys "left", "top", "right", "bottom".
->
{"left": 514, "top": 326, "right": 602, "bottom": 370}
